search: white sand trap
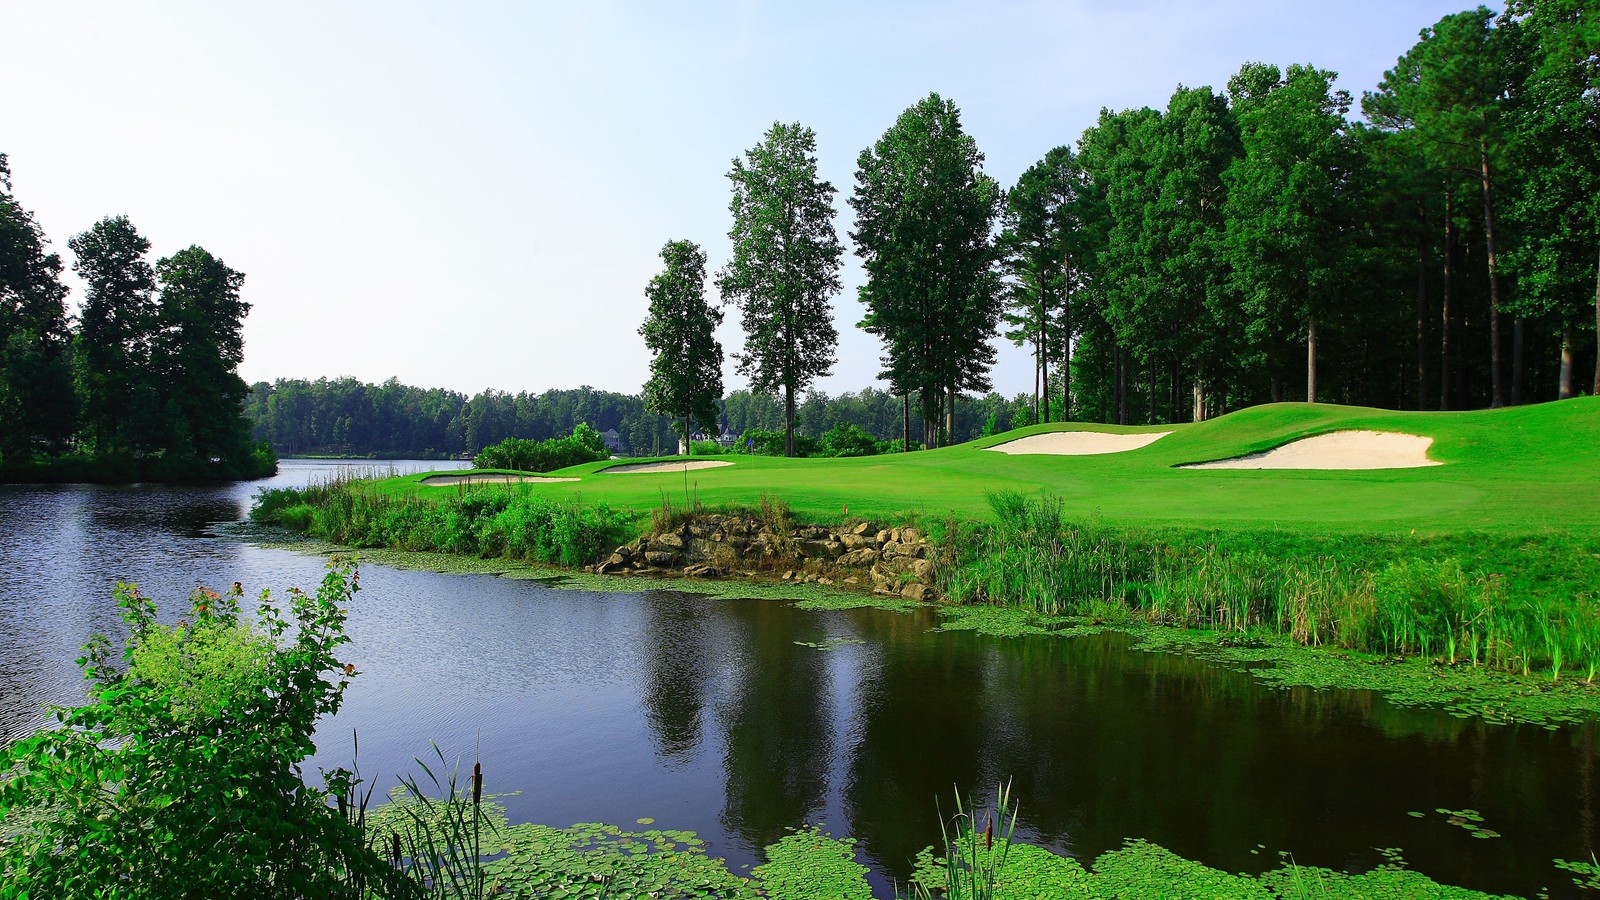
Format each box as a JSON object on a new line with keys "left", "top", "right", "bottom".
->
{"left": 420, "top": 473, "right": 580, "bottom": 486}
{"left": 1181, "top": 430, "right": 1441, "bottom": 470}
{"left": 601, "top": 460, "right": 733, "bottom": 474}
{"left": 986, "top": 431, "right": 1172, "bottom": 455}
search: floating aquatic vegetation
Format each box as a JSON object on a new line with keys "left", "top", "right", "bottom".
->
{"left": 792, "top": 637, "right": 866, "bottom": 651}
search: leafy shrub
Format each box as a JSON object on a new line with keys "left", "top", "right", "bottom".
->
{"left": 818, "top": 422, "right": 879, "bottom": 457}
{"left": 736, "top": 428, "right": 818, "bottom": 457}
{"left": 0, "top": 562, "right": 405, "bottom": 898}
{"left": 473, "top": 424, "right": 608, "bottom": 472}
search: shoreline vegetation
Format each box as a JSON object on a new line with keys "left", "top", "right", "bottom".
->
{"left": 4, "top": 562, "right": 1581, "bottom": 899}
{"left": 248, "top": 399, "right": 1600, "bottom": 729}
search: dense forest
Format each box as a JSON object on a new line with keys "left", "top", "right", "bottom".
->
{"left": 0, "top": 154, "right": 272, "bottom": 481}
{"left": 893, "top": 1, "right": 1597, "bottom": 435}
{"left": 243, "top": 378, "right": 1034, "bottom": 458}
{"left": 257, "top": 3, "right": 1595, "bottom": 460}
{"left": 12, "top": 4, "right": 1599, "bottom": 468}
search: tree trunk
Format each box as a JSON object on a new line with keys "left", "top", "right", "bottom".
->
{"left": 1033, "top": 337, "right": 1041, "bottom": 426}
{"left": 902, "top": 393, "right": 910, "bottom": 451}
{"left": 1559, "top": 324, "right": 1576, "bottom": 400}
{"left": 1062, "top": 292, "right": 1073, "bottom": 422}
{"left": 1306, "top": 306, "right": 1318, "bottom": 404}
{"left": 1512, "top": 317, "right": 1526, "bottom": 406}
{"left": 1271, "top": 376, "right": 1283, "bottom": 404}
{"left": 1193, "top": 359, "right": 1206, "bottom": 422}
{"left": 685, "top": 417, "right": 692, "bottom": 456}
{"left": 1039, "top": 297, "right": 1049, "bottom": 424}
{"left": 946, "top": 385, "right": 956, "bottom": 445}
{"left": 1147, "top": 358, "right": 1156, "bottom": 424}
{"left": 784, "top": 383, "right": 795, "bottom": 458}
{"left": 1115, "top": 344, "right": 1128, "bottom": 426}
{"left": 1441, "top": 184, "right": 1454, "bottom": 411}
{"left": 1594, "top": 243, "right": 1600, "bottom": 396}
{"left": 1481, "top": 136, "right": 1506, "bottom": 408}
{"left": 1416, "top": 215, "right": 1430, "bottom": 410}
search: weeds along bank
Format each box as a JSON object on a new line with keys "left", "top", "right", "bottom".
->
{"left": 252, "top": 474, "right": 1600, "bottom": 686}
{"left": 7, "top": 558, "right": 1558, "bottom": 897}
{"left": 949, "top": 492, "right": 1600, "bottom": 683}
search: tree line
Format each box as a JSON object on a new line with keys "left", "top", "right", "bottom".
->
{"left": 243, "top": 377, "right": 1041, "bottom": 458}
{"left": 0, "top": 154, "right": 270, "bottom": 480}
{"left": 640, "top": 1, "right": 1597, "bottom": 452}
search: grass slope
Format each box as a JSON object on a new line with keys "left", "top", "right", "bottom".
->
{"left": 372, "top": 398, "right": 1600, "bottom": 534}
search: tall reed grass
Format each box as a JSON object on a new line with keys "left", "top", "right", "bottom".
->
{"left": 253, "top": 477, "right": 633, "bottom": 568}
{"left": 946, "top": 491, "right": 1600, "bottom": 680}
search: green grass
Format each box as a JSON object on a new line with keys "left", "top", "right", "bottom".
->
{"left": 261, "top": 398, "right": 1600, "bottom": 697}
{"left": 364, "top": 398, "right": 1600, "bottom": 533}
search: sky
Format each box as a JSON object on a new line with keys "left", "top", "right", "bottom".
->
{"left": 4, "top": 0, "right": 1484, "bottom": 400}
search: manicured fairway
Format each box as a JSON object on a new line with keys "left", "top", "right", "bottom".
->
{"left": 369, "top": 398, "right": 1600, "bottom": 534}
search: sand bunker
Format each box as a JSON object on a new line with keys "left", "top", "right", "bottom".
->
{"left": 986, "top": 431, "right": 1172, "bottom": 455}
{"left": 420, "top": 473, "right": 580, "bottom": 486}
{"left": 601, "top": 460, "right": 733, "bottom": 474}
{"left": 1181, "top": 430, "right": 1441, "bottom": 470}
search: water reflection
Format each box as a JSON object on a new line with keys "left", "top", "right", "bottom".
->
{"left": 1, "top": 464, "right": 1595, "bottom": 897}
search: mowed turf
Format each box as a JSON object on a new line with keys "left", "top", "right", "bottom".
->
{"left": 371, "top": 397, "right": 1600, "bottom": 534}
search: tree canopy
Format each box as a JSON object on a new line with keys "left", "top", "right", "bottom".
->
{"left": 717, "top": 122, "right": 842, "bottom": 457}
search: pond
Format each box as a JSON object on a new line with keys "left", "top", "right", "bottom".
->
{"left": 1, "top": 460, "right": 1595, "bottom": 897}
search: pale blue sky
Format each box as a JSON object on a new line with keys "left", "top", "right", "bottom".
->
{"left": 3, "top": 1, "right": 1481, "bottom": 398}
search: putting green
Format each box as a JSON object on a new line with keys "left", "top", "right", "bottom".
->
{"left": 377, "top": 398, "right": 1600, "bottom": 534}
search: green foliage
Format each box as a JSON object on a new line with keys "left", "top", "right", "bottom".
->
{"left": 737, "top": 428, "right": 817, "bottom": 457}
{"left": 0, "top": 153, "right": 76, "bottom": 464}
{"left": 481, "top": 819, "right": 754, "bottom": 899}
{"left": 640, "top": 239, "right": 724, "bottom": 441}
{"left": 473, "top": 424, "right": 609, "bottom": 472}
{"left": 999, "top": 145, "right": 1084, "bottom": 426}
{"left": 945, "top": 490, "right": 1600, "bottom": 681}
{"left": 718, "top": 121, "right": 843, "bottom": 458}
{"left": 259, "top": 479, "right": 633, "bottom": 568}
{"left": 906, "top": 783, "right": 1019, "bottom": 900}
{"left": 852, "top": 92, "right": 1003, "bottom": 446}
{"left": 68, "top": 215, "right": 157, "bottom": 456}
{"left": 0, "top": 561, "right": 404, "bottom": 899}
{"left": 817, "top": 422, "right": 879, "bottom": 457}
{"left": 752, "top": 825, "right": 871, "bottom": 900}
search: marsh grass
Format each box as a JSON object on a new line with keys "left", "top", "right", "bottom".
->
{"left": 905, "top": 782, "right": 1019, "bottom": 900}
{"left": 947, "top": 491, "right": 1600, "bottom": 680}
{"left": 255, "top": 478, "right": 633, "bottom": 567}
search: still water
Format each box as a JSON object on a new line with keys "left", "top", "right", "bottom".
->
{"left": 1, "top": 460, "right": 1596, "bottom": 897}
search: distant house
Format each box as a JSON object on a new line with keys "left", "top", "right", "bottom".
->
{"left": 676, "top": 425, "right": 738, "bottom": 455}
{"left": 600, "top": 429, "right": 622, "bottom": 453}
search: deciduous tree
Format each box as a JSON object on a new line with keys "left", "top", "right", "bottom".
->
{"left": 851, "top": 93, "right": 1002, "bottom": 446}
{"left": 717, "top": 122, "right": 842, "bottom": 458}
{"left": 640, "top": 239, "right": 723, "bottom": 452}
{"left": 69, "top": 215, "right": 156, "bottom": 453}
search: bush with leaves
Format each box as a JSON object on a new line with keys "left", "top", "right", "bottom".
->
{"left": 0, "top": 560, "right": 406, "bottom": 899}
{"left": 472, "top": 424, "right": 609, "bottom": 473}
{"left": 818, "top": 422, "right": 879, "bottom": 458}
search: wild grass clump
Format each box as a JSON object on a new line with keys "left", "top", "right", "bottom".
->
{"left": 254, "top": 481, "right": 633, "bottom": 568}
{"left": 946, "top": 491, "right": 1600, "bottom": 680}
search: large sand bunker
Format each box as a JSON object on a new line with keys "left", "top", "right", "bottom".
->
{"left": 601, "top": 460, "right": 733, "bottom": 474}
{"left": 420, "top": 473, "right": 580, "bottom": 486}
{"left": 1181, "top": 430, "right": 1441, "bottom": 470}
{"left": 986, "top": 431, "right": 1172, "bottom": 456}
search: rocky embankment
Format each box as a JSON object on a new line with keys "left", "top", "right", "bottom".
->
{"left": 587, "top": 513, "right": 943, "bottom": 601}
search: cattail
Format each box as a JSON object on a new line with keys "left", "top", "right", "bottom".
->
{"left": 984, "top": 816, "right": 993, "bottom": 851}
{"left": 390, "top": 831, "right": 401, "bottom": 866}
{"left": 473, "top": 761, "right": 483, "bottom": 805}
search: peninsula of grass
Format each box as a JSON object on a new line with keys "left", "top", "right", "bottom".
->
{"left": 253, "top": 398, "right": 1600, "bottom": 719}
